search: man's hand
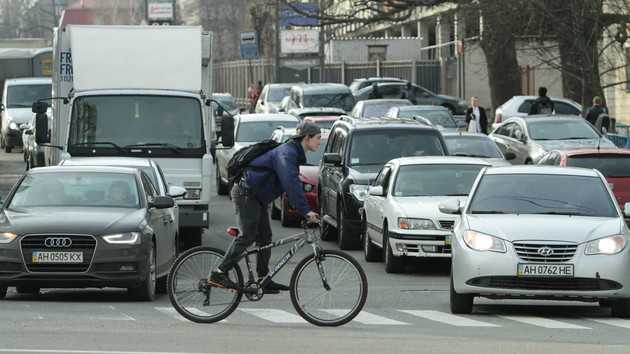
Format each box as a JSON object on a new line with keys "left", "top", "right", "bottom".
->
{"left": 305, "top": 211, "right": 318, "bottom": 223}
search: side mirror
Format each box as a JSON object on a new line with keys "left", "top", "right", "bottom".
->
{"left": 438, "top": 199, "right": 462, "bottom": 215}
{"left": 504, "top": 152, "right": 516, "bottom": 160}
{"left": 32, "top": 101, "right": 49, "bottom": 114}
{"left": 323, "top": 153, "right": 342, "bottom": 166}
{"left": 220, "top": 116, "right": 234, "bottom": 147}
{"left": 168, "top": 185, "right": 187, "bottom": 199}
{"left": 149, "top": 195, "right": 175, "bottom": 209}
{"left": 35, "top": 113, "right": 49, "bottom": 144}
{"left": 368, "top": 186, "right": 384, "bottom": 196}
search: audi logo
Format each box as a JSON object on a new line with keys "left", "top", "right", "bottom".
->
{"left": 44, "top": 237, "right": 72, "bottom": 248}
{"left": 537, "top": 247, "right": 554, "bottom": 256}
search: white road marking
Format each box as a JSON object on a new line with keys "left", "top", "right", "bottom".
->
{"left": 497, "top": 315, "right": 590, "bottom": 329}
{"left": 586, "top": 317, "right": 630, "bottom": 329}
{"left": 322, "top": 310, "right": 409, "bottom": 325}
{"left": 239, "top": 308, "right": 306, "bottom": 323}
{"left": 155, "top": 307, "right": 228, "bottom": 322}
{"left": 399, "top": 310, "right": 501, "bottom": 327}
{"left": 88, "top": 306, "right": 135, "bottom": 321}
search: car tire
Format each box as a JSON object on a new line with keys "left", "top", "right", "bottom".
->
{"left": 363, "top": 220, "right": 382, "bottom": 262}
{"left": 337, "top": 200, "right": 360, "bottom": 250}
{"left": 15, "top": 286, "right": 40, "bottom": 294}
{"left": 128, "top": 240, "right": 156, "bottom": 301}
{"left": 611, "top": 299, "right": 630, "bottom": 318}
{"left": 269, "top": 201, "right": 280, "bottom": 220}
{"left": 280, "top": 200, "right": 294, "bottom": 227}
{"left": 25, "top": 155, "right": 31, "bottom": 171}
{"left": 319, "top": 193, "right": 336, "bottom": 241}
{"left": 5, "top": 145, "right": 12, "bottom": 153}
{"left": 0, "top": 284, "right": 7, "bottom": 299}
{"left": 156, "top": 277, "right": 168, "bottom": 294}
{"left": 450, "top": 270, "right": 474, "bottom": 314}
{"left": 216, "top": 165, "right": 229, "bottom": 196}
{"left": 383, "top": 226, "right": 404, "bottom": 273}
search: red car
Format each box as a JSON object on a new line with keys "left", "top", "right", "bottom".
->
{"left": 303, "top": 115, "right": 341, "bottom": 130}
{"left": 269, "top": 127, "right": 328, "bottom": 226}
{"left": 538, "top": 147, "right": 630, "bottom": 207}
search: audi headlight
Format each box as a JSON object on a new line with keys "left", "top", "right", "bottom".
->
{"left": 102, "top": 232, "right": 141, "bottom": 245}
{"left": 463, "top": 230, "right": 506, "bottom": 252}
{"left": 585, "top": 235, "right": 627, "bottom": 255}
{"left": 0, "top": 232, "right": 18, "bottom": 244}
{"left": 399, "top": 217, "right": 436, "bottom": 230}
{"left": 303, "top": 182, "right": 313, "bottom": 192}
{"left": 349, "top": 184, "right": 369, "bottom": 201}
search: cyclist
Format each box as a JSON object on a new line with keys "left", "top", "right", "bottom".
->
{"left": 210, "top": 121, "right": 321, "bottom": 294}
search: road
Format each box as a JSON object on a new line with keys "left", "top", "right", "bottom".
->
{"left": 1, "top": 148, "right": 630, "bottom": 353}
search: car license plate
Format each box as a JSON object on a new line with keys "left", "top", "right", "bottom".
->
{"left": 517, "top": 263, "right": 573, "bottom": 277}
{"left": 445, "top": 234, "right": 451, "bottom": 245}
{"left": 32, "top": 251, "right": 83, "bottom": 263}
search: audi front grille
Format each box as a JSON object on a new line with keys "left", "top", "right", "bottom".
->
{"left": 20, "top": 234, "right": 97, "bottom": 272}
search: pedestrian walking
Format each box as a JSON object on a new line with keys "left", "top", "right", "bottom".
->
{"left": 528, "top": 86, "right": 554, "bottom": 115}
{"left": 465, "top": 96, "right": 488, "bottom": 134}
{"left": 400, "top": 82, "right": 417, "bottom": 104}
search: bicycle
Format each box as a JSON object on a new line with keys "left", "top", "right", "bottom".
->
{"left": 167, "top": 220, "right": 368, "bottom": 327}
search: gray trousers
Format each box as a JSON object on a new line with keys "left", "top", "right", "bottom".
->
{"left": 217, "top": 183, "right": 272, "bottom": 277}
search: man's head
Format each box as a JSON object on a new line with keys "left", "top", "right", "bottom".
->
{"left": 405, "top": 82, "right": 412, "bottom": 89}
{"left": 538, "top": 86, "right": 548, "bottom": 97}
{"left": 593, "top": 96, "right": 602, "bottom": 105}
{"left": 292, "top": 120, "right": 321, "bottom": 140}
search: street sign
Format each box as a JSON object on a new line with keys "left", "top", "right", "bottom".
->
{"left": 239, "top": 31, "right": 258, "bottom": 60}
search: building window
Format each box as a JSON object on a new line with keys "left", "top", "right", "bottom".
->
{"left": 368, "top": 45, "right": 387, "bottom": 62}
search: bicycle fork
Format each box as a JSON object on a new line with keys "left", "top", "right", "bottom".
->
{"left": 312, "top": 245, "right": 331, "bottom": 291}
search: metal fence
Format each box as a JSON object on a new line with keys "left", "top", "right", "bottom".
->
{"left": 214, "top": 59, "right": 442, "bottom": 109}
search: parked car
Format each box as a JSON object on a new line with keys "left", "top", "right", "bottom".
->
{"left": 488, "top": 115, "right": 616, "bottom": 165}
{"left": 318, "top": 116, "right": 449, "bottom": 250}
{"left": 350, "top": 98, "right": 412, "bottom": 119}
{"left": 255, "top": 83, "right": 295, "bottom": 114}
{"left": 1, "top": 77, "right": 52, "bottom": 153}
{"left": 268, "top": 127, "right": 329, "bottom": 226}
{"left": 538, "top": 147, "right": 630, "bottom": 208}
{"left": 287, "top": 83, "right": 355, "bottom": 114}
{"left": 492, "top": 95, "right": 582, "bottom": 129}
{"left": 21, "top": 110, "right": 50, "bottom": 171}
{"left": 353, "top": 82, "right": 468, "bottom": 115}
{"left": 441, "top": 165, "right": 630, "bottom": 317}
{"left": 211, "top": 93, "right": 240, "bottom": 138}
{"left": 385, "top": 105, "right": 462, "bottom": 132}
{"left": 215, "top": 113, "right": 300, "bottom": 195}
{"left": 0, "top": 165, "right": 178, "bottom": 301}
{"left": 442, "top": 131, "right": 515, "bottom": 166}
{"left": 363, "top": 156, "right": 490, "bottom": 273}
{"left": 287, "top": 107, "right": 345, "bottom": 121}
{"left": 303, "top": 115, "right": 342, "bottom": 130}
{"left": 348, "top": 77, "right": 406, "bottom": 92}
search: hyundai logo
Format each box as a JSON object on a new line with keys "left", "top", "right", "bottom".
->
{"left": 538, "top": 247, "right": 554, "bottom": 256}
{"left": 44, "top": 237, "right": 72, "bottom": 248}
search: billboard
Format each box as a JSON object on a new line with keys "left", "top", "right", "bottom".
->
{"left": 148, "top": 2, "right": 173, "bottom": 24}
{"left": 281, "top": 2, "right": 318, "bottom": 27}
{"left": 281, "top": 30, "right": 319, "bottom": 54}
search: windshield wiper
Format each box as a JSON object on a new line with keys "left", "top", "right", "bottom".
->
{"left": 562, "top": 137, "right": 591, "bottom": 140}
{"left": 471, "top": 210, "right": 505, "bottom": 214}
{"left": 124, "top": 143, "right": 183, "bottom": 153}
{"left": 70, "top": 142, "right": 126, "bottom": 153}
{"left": 532, "top": 211, "right": 579, "bottom": 215}
{"left": 445, "top": 193, "right": 468, "bottom": 196}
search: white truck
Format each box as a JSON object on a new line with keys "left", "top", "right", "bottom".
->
{"left": 35, "top": 25, "right": 229, "bottom": 250}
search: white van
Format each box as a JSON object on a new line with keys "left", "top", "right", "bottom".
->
{"left": 1, "top": 77, "right": 52, "bottom": 153}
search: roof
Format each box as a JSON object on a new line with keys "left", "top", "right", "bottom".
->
{"left": 4, "top": 77, "right": 52, "bottom": 85}
{"left": 59, "top": 156, "right": 155, "bottom": 167}
{"left": 483, "top": 165, "right": 600, "bottom": 177}
{"left": 358, "top": 99, "right": 411, "bottom": 105}
{"left": 512, "top": 114, "right": 585, "bottom": 121}
{"left": 27, "top": 165, "right": 139, "bottom": 175}
{"left": 288, "top": 107, "right": 345, "bottom": 115}
{"left": 547, "top": 147, "right": 630, "bottom": 156}
{"left": 397, "top": 105, "right": 450, "bottom": 111}
{"left": 394, "top": 156, "right": 492, "bottom": 166}
{"left": 237, "top": 113, "right": 300, "bottom": 123}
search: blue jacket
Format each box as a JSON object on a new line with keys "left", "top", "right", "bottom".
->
{"left": 242, "top": 139, "right": 312, "bottom": 215}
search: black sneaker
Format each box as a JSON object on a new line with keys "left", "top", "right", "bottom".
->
{"left": 264, "top": 279, "right": 290, "bottom": 292}
{"left": 209, "top": 271, "right": 256, "bottom": 294}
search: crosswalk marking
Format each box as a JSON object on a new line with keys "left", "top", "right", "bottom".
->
{"left": 155, "top": 307, "right": 228, "bottom": 322}
{"left": 322, "top": 310, "right": 409, "bottom": 325}
{"left": 239, "top": 308, "right": 306, "bottom": 323}
{"left": 399, "top": 310, "right": 501, "bottom": 327}
{"left": 497, "top": 315, "right": 590, "bottom": 329}
{"left": 88, "top": 306, "right": 135, "bottom": 321}
{"left": 585, "top": 318, "right": 630, "bottom": 329}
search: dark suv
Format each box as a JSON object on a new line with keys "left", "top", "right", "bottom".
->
{"left": 318, "top": 116, "right": 449, "bottom": 249}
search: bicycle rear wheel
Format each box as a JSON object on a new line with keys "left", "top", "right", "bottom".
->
{"left": 167, "top": 246, "right": 243, "bottom": 323}
{"left": 290, "top": 249, "right": 368, "bottom": 326}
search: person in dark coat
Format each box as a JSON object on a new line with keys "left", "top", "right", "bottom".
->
{"left": 528, "top": 86, "right": 554, "bottom": 115}
{"left": 465, "top": 96, "right": 488, "bottom": 134}
{"left": 584, "top": 96, "right": 606, "bottom": 126}
{"left": 368, "top": 83, "right": 383, "bottom": 99}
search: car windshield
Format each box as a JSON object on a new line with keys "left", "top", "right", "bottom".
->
{"left": 212, "top": 97, "right": 236, "bottom": 110}
{"left": 468, "top": 174, "right": 617, "bottom": 217}
{"left": 567, "top": 154, "right": 630, "bottom": 178}
{"left": 445, "top": 136, "right": 504, "bottom": 158}
{"left": 350, "top": 131, "right": 446, "bottom": 166}
{"left": 394, "top": 164, "right": 486, "bottom": 197}
{"left": 7, "top": 84, "right": 51, "bottom": 108}
{"left": 237, "top": 120, "right": 298, "bottom": 142}
{"left": 304, "top": 93, "right": 354, "bottom": 112}
{"left": 269, "top": 87, "right": 293, "bottom": 101}
{"left": 7, "top": 172, "right": 140, "bottom": 209}
{"left": 527, "top": 119, "right": 600, "bottom": 140}
{"left": 363, "top": 103, "right": 408, "bottom": 118}
{"left": 402, "top": 110, "right": 457, "bottom": 128}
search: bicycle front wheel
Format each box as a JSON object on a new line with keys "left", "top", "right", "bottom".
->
{"left": 167, "top": 246, "right": 243, "bottom": 323}
{"left": 290, "top": 249, "right": 368, "bottom": 326}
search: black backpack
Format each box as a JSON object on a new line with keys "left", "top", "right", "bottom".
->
{"left": 225, "top": 139, "right": 281, "bottom": 186}
{"left": 539, "top": 101, "right": 553, "bottom": 114}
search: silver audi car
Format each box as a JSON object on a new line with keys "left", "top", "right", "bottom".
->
{"left": 440, "top": 165, "right": 630, "bottom": 317}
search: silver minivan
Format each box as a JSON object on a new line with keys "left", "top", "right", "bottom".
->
{"left": 288, "top": 83, "right": 355, "bottom": 114}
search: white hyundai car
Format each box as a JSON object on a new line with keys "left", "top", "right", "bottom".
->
{"left": 362, "top": 156, "right": 490, "bottom": 273}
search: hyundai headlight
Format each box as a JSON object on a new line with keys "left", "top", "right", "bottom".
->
{"left": 463, "top": 230, "right": 506, "bottom": 252}
{"left": 585, "top": 235, "right": 627, "bottom": 255}
{"left": 303, "top": 182, "right": 313, "bottom": 192}
{"left": 0, "top": 232, "right": 18, "bottom": 244}
{"left": 398, "top": 218, "right": 436, "bottom": 230}
{"left": 349, "top": 184, "right": 369, "bottom": 201}
{"left": 102, "top": 232, "right": 141, "bottom": 245}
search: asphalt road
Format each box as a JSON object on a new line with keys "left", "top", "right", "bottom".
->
{"left": 2, "top": 148, "right": 630, "bottom": 353}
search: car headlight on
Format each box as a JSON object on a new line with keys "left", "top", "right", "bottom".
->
{"left": 349, "top": 184, "right": 369, "bottom": 201}
{"left": 463, "top": 230, "right": 506, "bottom": 252}
{"left": 457, "top": 100, "right": 467, "bottom": 107}
{"left": 302, "top": 182, "right": 313, "bottom": 192}
{"left": 0, "top": 232, "right": 18, "bottom": 244}
{"left": 399, "top": 218, "right": 436, "bottom": 230}
{"left": 102, "top": 232, "right": 141, "bottom": 245}
{"left": 585, "top": 235, "right": 627, "bottom": 255}
{"left": 9, "top": 121, "right": 18, "bottom": 130}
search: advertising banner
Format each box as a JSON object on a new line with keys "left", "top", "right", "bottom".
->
{"left": 280, "top": 30, "right": 319, "bottom": 54}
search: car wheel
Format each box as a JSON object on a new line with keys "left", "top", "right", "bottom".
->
{"left": 15, "top": 286, "right": 40, "bottom": 294}
{"left": 383, "top": 226, "right": 404, "bottom": 273}
{"left": 216, "top": 165, "right": 229, "bottom": 196}
{"left": 0, "top": 284, "right": 7, "bottom": 299}
{"left": 280, "top": 200, "right": 294, "bottom": 227}
{"left": 269, "top": 200, "right": 281, "bottom": 220}
{"left": 337, "top": 200, "right": 360, "bottom": 250}
{"left": 5, "top": 145, "right": 12, "bottom": 153}
{"left": 363, "top": 215, "right": 381, "bottom": 262}
{"left": 450, "top": 270, "right": 474, "bottom": 314}
{"left": 128, "top": 240, "right": 156, "bottom": 301}
{"left": 25, "top": 155, "right": 31, "bottom": 171}
{"left": 611, "top": 299, "right": 630, "bottom": 318}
